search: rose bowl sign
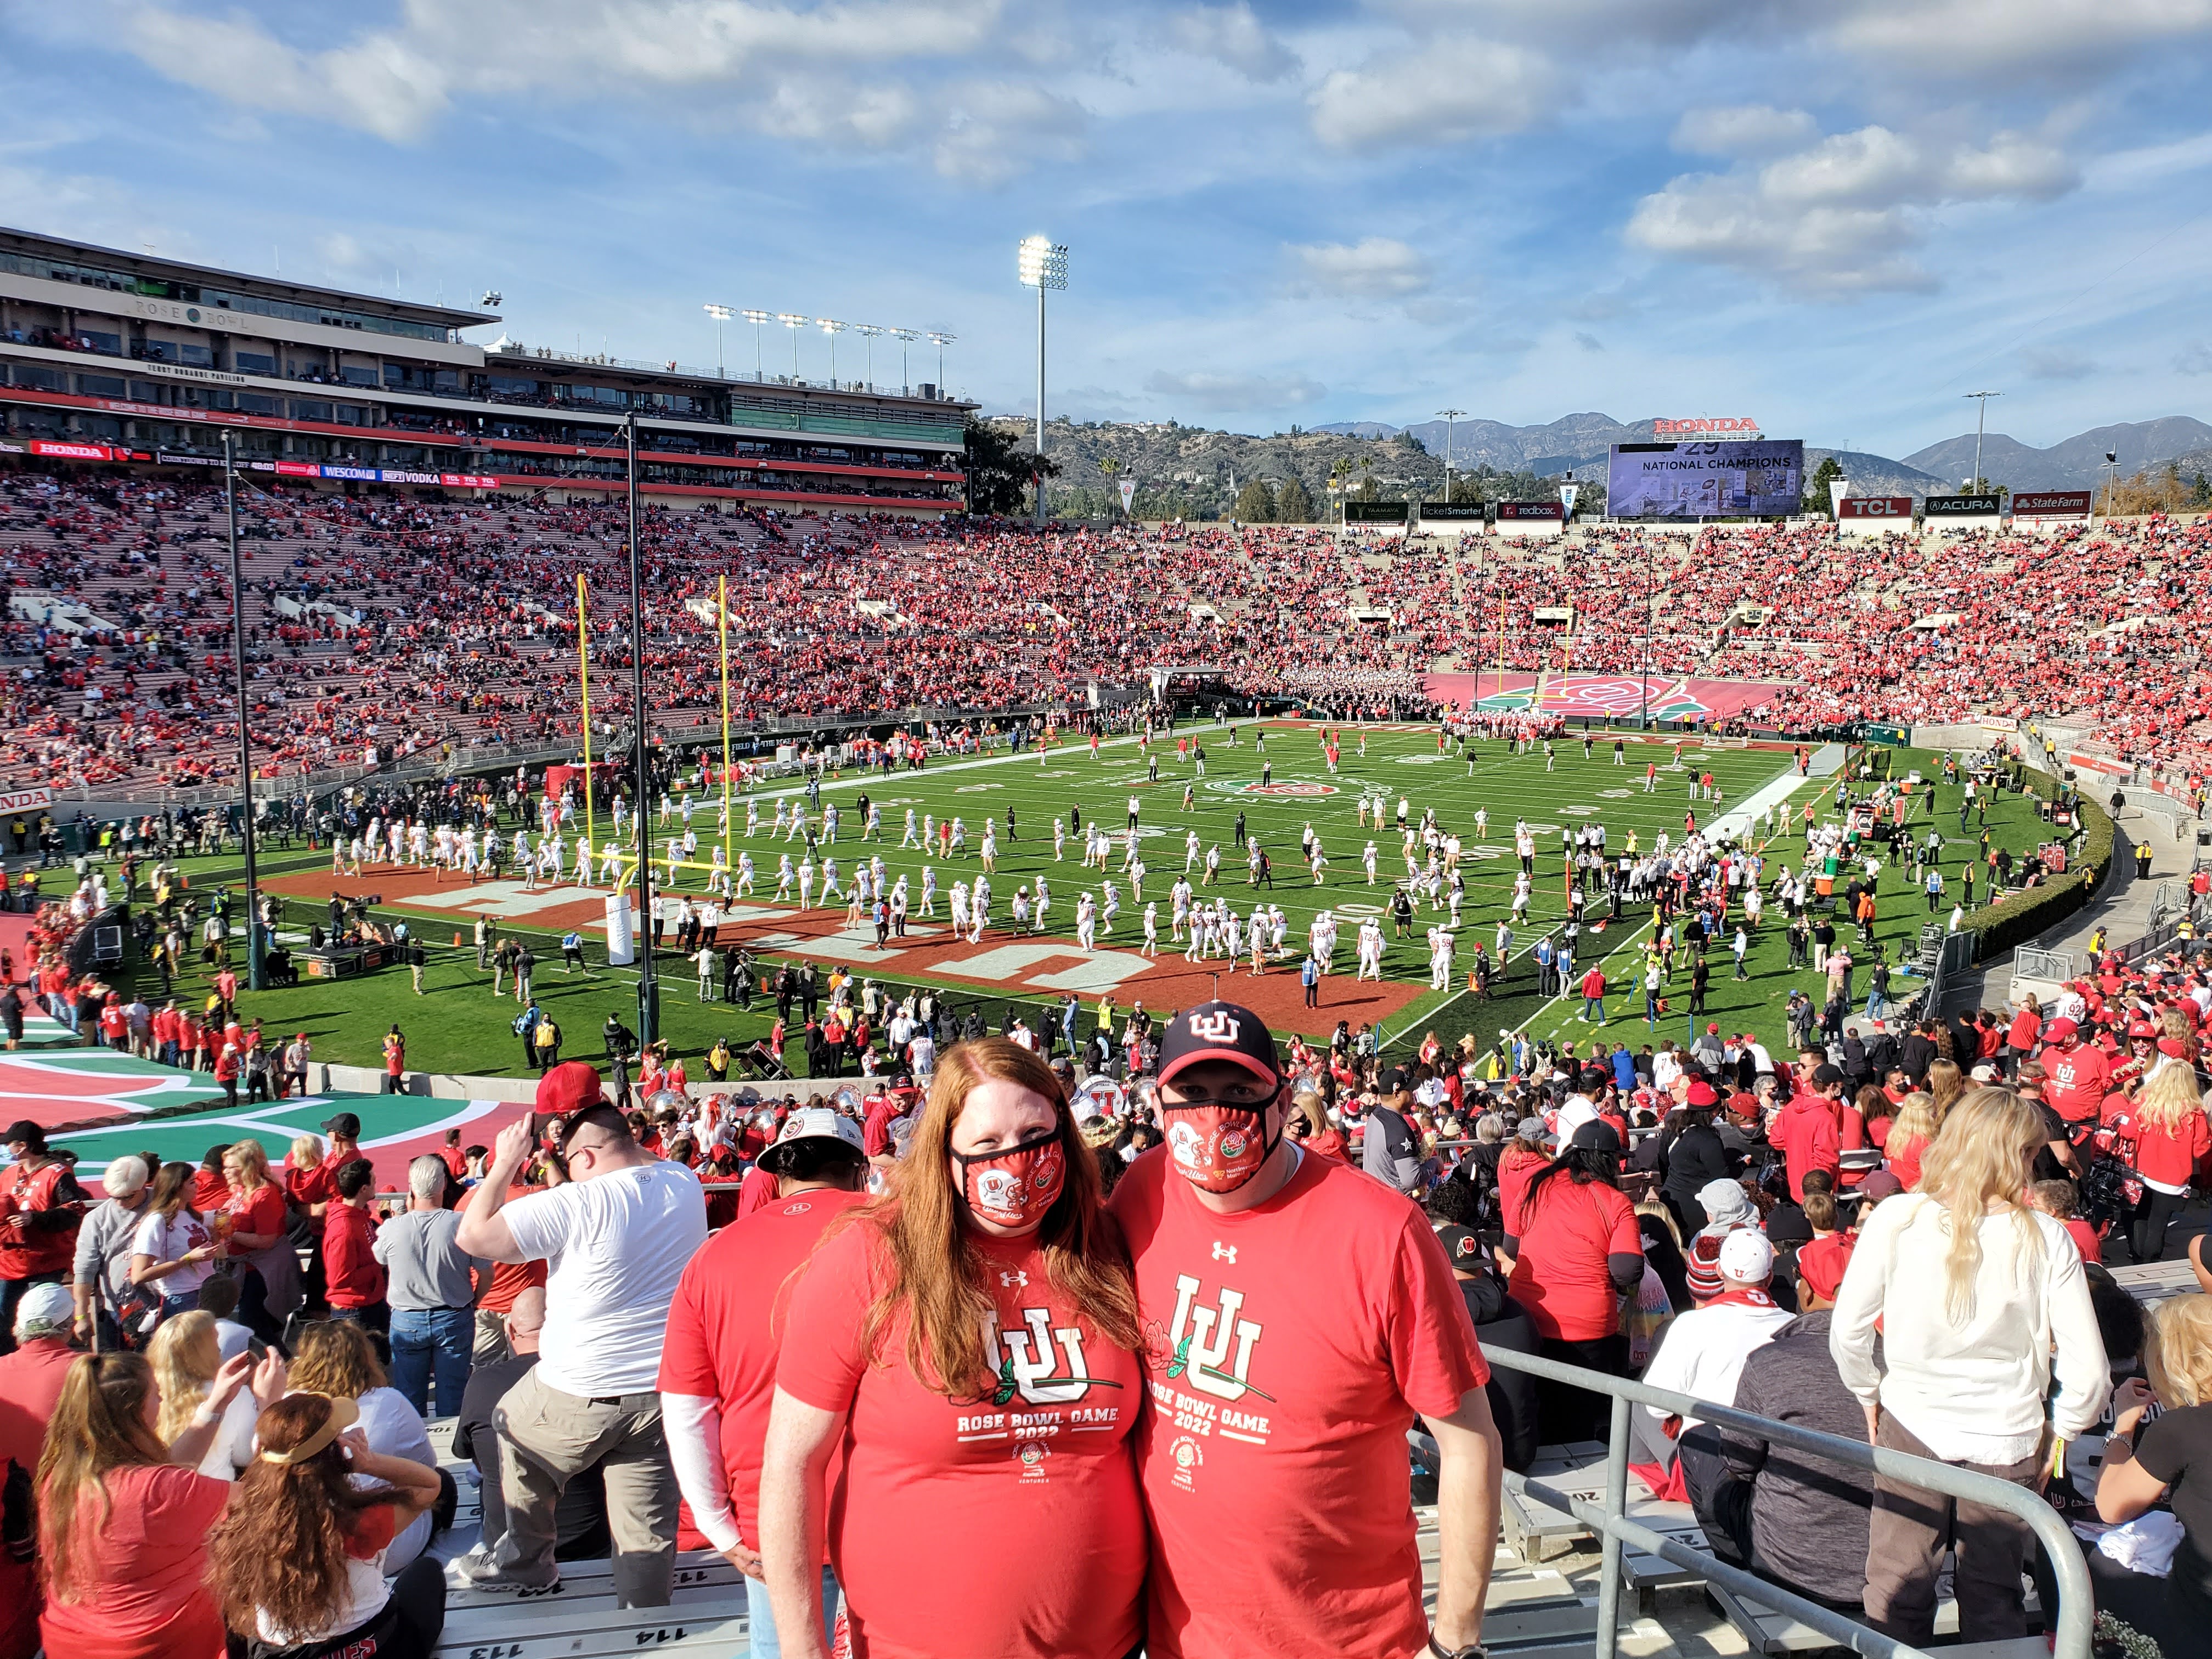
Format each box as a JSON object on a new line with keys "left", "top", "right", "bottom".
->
{"left": 1652, "top": 417, "right": 1762, "bottom": 438}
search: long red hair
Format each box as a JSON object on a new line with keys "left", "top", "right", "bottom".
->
{"left": 839, "top": 1037, "right": 1141, "bottom": 1399}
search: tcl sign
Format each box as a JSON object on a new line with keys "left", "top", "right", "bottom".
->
{"left": 1838, "top": 496, "right": 1914, "bottom": 518}
{"left": 1652, "top": 417, "right": 1762, "bottom": 438}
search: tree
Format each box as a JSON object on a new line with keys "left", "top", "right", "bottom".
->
{"left": 963, "top": 415, "right": 1059, "bottom": 516}
{"left": 1804, "top": 454, "right": 1844, "bottom": 516}
{"left": 1448, "top": 474, "right": 1486, "bottom": 505}
{"left": 1233, "top": 478, "right": 1276, "bottom": 522}
{"left": 1276, "top": 474, "right": 1314, "bottom": 523}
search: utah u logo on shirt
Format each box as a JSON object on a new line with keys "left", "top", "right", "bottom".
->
{"left": 1166, "top": 1273, "right": 1271, "bottom": 1404}
{"left": 985, "top": 1308, "right": 1099, "bottom": 1406}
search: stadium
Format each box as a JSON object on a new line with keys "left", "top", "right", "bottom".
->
{"left": 5, "top": 18, "right": 2212, "bottom": 1656}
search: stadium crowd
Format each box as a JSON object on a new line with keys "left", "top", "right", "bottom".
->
{"left": 7, "top": 959, "right": 2212, "bottom": 1658}
{"left": 7, "top": 466, "right": 2212, "bottom": 797}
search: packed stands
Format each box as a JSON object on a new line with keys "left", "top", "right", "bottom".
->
{"left": 3, "top": 464, "right": 2209, "bottom": 794}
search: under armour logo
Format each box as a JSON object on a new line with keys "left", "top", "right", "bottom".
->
{"left": 1189, "top": 1009, "right": 1241, "bottom": 1042}
{"left": 1000, "top": 1269, "right": 1030, "bottom": 1289}
{"left": 1211, "top": 1242, "right": 1238, "bottom": 1263}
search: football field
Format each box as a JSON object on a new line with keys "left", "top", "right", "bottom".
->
{"left": 140, "top": 720, "right": 1866, "bottom": 1077}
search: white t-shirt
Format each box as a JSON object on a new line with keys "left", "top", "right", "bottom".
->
{"left": 503, "top": 1160, "right": 707, "bottom": 1397}
{"left": 132, "top": 1207, "right": 215, "bottom": 1298}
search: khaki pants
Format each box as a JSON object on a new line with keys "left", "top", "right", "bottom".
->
{"left": 1864, "top": 1412, "right": 2042, "bottom": 1646}
{"left": 492, "top": 1366, "right": 678, "bottom": 1606}
{"left": 472, "top": 1307, "right": 511, "bottom": 1365}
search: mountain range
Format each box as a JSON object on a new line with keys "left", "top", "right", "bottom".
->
{"left": 1313, "top": 413, "right": 2212, "bottom": 495}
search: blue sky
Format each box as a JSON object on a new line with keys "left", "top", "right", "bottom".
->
{"left": 7, "top": 0, "right": 2212, "bottom": 455}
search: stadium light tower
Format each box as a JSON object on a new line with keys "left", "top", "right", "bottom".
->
{"left": 817, "top": 318, "right": 847, "bottom": 385}
{"left": 1436, "top": 408, "right": 1465, "bottom": 501}
{"left": 222, "top": 429, "right": 265, "bottom": 992}
{"left": 1017, "top": 236, "right": 1068, "bottom": 528}
{"left": 927, "top": 331, "right": 956, "bottom": 396}
{"left": 893, "top": 328, "right": 921, "bottom": 394}
{"left": 853, "top": 323, "right": 885, "bottom": 391}
{"left": 703, "top": 303, "right": 732, "bottom": 377}
{"left": 740, "top": 309, "right": 772, "bottom": 380}
{"left": 1964, "top": 390, "right": 2001, "bottom": 492}
{"left": 777, "top": 313, "right": 807, "bottom": 379}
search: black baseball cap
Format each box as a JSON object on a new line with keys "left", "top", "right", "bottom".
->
{"left": 320, "top": 1111, "right": 362, "bottom": 1137}
{"left": 1156, "top": 1001, "right": 1281, "bottom": 1088}
{"left": 1434, "top": 1224, "right": 1485, "bottom": 1271}
{"left": 1568, "top": 1119, "right": 1623, "bottom": 1154}
{"left": 2, "top": 1120, "right": 45, "bottom": 1150}
{"left": 1810, "top": 1064, "right": 1846, "bottom": 1090}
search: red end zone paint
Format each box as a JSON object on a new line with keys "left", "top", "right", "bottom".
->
{"left": 1423, "top": 671, "right": 1793, "bottom": 723}
{"left": 262, "top": 867, "right": 1421, "bottom": 1037}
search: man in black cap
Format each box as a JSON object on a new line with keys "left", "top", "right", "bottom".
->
{"left": 319, "top": 1110, "right": 380, "bottom": 1194}
{"left": 2, "top": 1120, "right": 89, "bottom": 1356}
{"left": 1110, "top": 1000, "right": 1503, "bottom": 1659}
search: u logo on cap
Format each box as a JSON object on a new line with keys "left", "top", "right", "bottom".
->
{"left": 1189, "top": 1009, "right": 1241, "bottom": 1042}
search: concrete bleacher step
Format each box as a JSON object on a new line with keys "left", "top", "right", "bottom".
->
{"left": 2107, "top": 1257, "right": 2198, "bottom": 1308}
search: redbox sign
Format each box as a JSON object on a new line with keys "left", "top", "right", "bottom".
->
{"left": 1496, "top": 500, "right": 1566, "bottom": 521}
{"left": 1838, "top": 496, "right": 1915, "bottom": 518}
{"left": 1652, "top": 417, "right": 1761, "bottom": 438}
{"left": 2012, "top": 490, "right": 2093, "bottom": 517}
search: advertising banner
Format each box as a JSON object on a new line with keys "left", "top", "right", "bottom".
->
{"left": 27, "top": 440, "right": 125, "bottom": 462}
{"left": 1607, "top": 439, "right": 1804, "bottom": 518}
{"left": 1496, "top": 500, "right": 1565, "bottom": 521}
{"left": 1417, "top": 501, "right": 1487, "bottom": 521}
{"left": 1343, "top": 500, "right": 1410, "bottom": 522}
{"left": 1838, "top": 496, "right": 1915, "bottom": 519}
{"left": 1924, "top": 494, "right": 2004, "bottom": 517}
{"left": 0, "top": 786, "right": 54, "bottom": 812}
{"left": 2011, "top": 490, "right": 2093, "bottom": 518}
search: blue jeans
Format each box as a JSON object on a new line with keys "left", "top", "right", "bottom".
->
{"left": 1866, "top": 990, "right": 1889, "bottom": 1020}
{"left": 747, "top": 1566, "right": 838, "bottom": 1659}
{"left": 390, "top": 1306, "right": 473, "bottom": 1419}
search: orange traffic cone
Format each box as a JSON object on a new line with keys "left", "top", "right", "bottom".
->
{"left": 452, "top": 932, "right": 464, "bottom": 947}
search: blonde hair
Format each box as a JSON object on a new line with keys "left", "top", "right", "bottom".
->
{"left": 288, "top": 1318, "right": 386, "bottom": 1398}
{"left": 1917, "top": 1086, "right": 2046, "bottom": 1323}
{"left": 289, "top": 1134, "right": 325, "bottom": 1172}
{"left": 1635, "top": 1198, "right": 1683, "bottom": 1247}
{"left": 147, "top": 1310, "right": 220, "bottom": 1445}
{"left": 223, "top": 1137, "right": 273, "bottom": 1191}
{"left": 1889, "top": 1090, "right": 1944, "bottom": 1148}
{"left": 2136, "top": 1062, "right": 2207, "bottom": 1136}
{"left": 36, "top": 1354, "right": 168, "bottom": 1605}
{"left": 1925, "top": 1060, "right": 1966, "bottom": 1116}
{"left": 2160, "top": 1008, "right": 2199, "bottom": 1063}
{"left": 2146, "top": 1294, "right": 2212, "bottom": 1409}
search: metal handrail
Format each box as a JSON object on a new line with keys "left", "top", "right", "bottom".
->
{"left": 1476, "top": 1344, "right": 2092, "bottom": 1659}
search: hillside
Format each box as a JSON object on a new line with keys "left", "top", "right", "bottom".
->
{"left": 1901, "top": 417, "right": 2212, "bottom": 491}
{"left": 1000, "top": 417, "right": 1939, "bottom": 520}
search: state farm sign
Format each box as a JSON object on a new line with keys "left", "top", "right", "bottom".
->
{"left": 2011, "top": 490, "right": 2093, "bottom": 518}
{"left": 1651, "top": 417, "right": 1762, "bottom": 438}
{"left": 1838, "top": 496, "right": 1914, "bottom": 519}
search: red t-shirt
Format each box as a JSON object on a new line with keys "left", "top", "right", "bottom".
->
{"left": 657, "top": 1189, "right": 867, "bottom": 1545}
{"left": 462, "top": 1183, "right": 548, "bottom": 1313}
{"left": 2063, "top": 1217, "right": 2104, "bottom": 1265}
{"left": 0, "top": 1341, "right": 77, "bottom": 1659}
{"left": 285, "top": 1159, "right": 334, "bottom": 1210}
{"left": 777, "top": 1218, "right": 1147, "bottom": 1659}
{"left": 0, "top": 1161, "right": 82, "bottom": 1279}
{"left": 2044, "top": 1043, "right": 2109, "bottom": 1124}
{"left": 191, "top": 1169, "right": 229, "bottom": 1212}
{"left": 222, "top": 1182, "right": 286, "bottom": 1251}
{"left": 1887, "top": 1131, "right": 1929, "bottom": 1192}
{"left": 2007, "top": 1009, "right": 2041, "bottom": 1051}
{"left": 2129, "top": 1109, "right": 2212, "bottom": 1189}
{"left": 38, "top": 1463, "right": 230, "bottom": 1659}
{"left": 1508, "top": 1173, "right": 1642, "bottom": 1342}
{"left": 1109, "top": 1146, "right": 1488, "bottom": 1659}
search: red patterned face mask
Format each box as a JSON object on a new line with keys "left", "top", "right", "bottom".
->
{"left": 955, "top": 1130, "right": 1066, "bottom": 1231}
{"left": 1164, "top": 1104, "right": 1274, "bottom": 1193}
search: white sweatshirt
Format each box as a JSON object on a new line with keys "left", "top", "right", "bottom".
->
{"left": 1830, "top": 1194, "right": 2108, "bottom": 1464}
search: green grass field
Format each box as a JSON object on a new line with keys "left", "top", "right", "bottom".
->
{"left": 110, "top": 728, "right": 2052, "bottom": 1081}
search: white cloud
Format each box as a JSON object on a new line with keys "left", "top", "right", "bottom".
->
{"left": 1826, "top": 0, "right": 2212, "bottom": 74}
{"left": 1145, "top": 369, "right": 1328, "bottom": 410}
{"left": 1672, "top": 105, "right": 1816, "bottom": 157}
{"left": 1169, "top": 3, "right": 1297, "bottom": 81}
{"left": 1287, "top": 237, "right": 1434, "bottom": 298}
{"left": 1310, "top": 38, "right": 1559, "bottom": 151}
{"left": 933, "top": 83, "right": 1087, "bottom": 184}
{"left": 2174, "top": 343, "right": 2212, "bottom": 376}
{"left": 1627, "top": 125, "right": 2080, "bottom": 296}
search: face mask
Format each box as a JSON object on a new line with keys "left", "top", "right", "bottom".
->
{"left": 955, "top": 1128, "right": 1066, "bottom": 1231}
{"left": 1164, "top": 1101, "right": 1277, "bottom": 1193}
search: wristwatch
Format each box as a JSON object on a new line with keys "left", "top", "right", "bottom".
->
{"left": 1430, "top": 1638, "right": 1488, "bottom": 1659}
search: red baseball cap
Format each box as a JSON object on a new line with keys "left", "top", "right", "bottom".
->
{"left": 535, "top": 1060, "right": 606, "bottom": 1117}
{"left": 2042, "top": 1017, "right": 2078, "bottom": 1042}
